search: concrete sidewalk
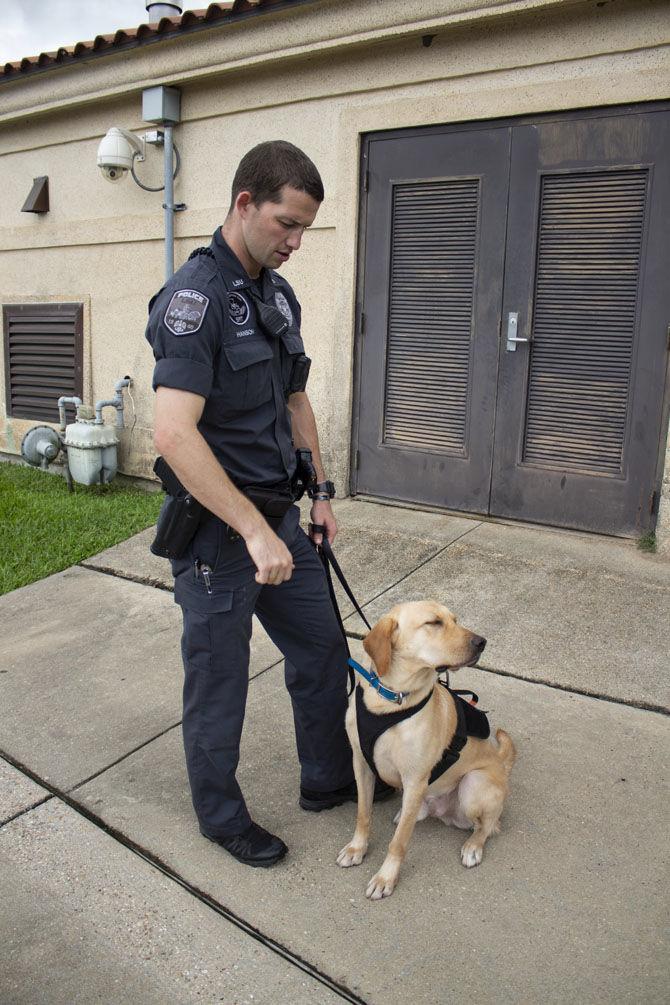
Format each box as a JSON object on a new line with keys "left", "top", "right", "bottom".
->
{"left": 1, "top": 498, "right": 668, "bottom": 1004}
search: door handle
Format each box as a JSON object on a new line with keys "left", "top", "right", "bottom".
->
{"left": 505, "top": 311, "right": 530, "bottom": 352}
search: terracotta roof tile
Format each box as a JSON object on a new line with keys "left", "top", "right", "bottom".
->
{"left": 2, "top": 0, "right": 302, "bottom": 82}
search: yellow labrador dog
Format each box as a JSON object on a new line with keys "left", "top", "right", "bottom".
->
{"left": 337, "top": 601, "right": 516, "bottom": 900}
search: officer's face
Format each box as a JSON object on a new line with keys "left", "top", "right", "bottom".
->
{"left": 238, "top": 186, "right": 320, "bottom": 274}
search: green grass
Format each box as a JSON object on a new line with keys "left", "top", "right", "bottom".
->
{"left": 1, "top": 462, "right": 163, "bottom": 595}
{"left": 637, "top": 531, "right": 657, "bottom": 553}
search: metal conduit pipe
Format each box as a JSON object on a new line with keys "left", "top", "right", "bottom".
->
{"left": 94, "top": 376, "right": 132, "bottom": 426}
{"left": 163, "top": 124, "right": 175, "bottom": 280}
{"left": 57, "top": 396, "right": 82, "bottom": 432}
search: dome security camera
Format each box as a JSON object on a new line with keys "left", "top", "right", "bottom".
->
{"left": 100, "top": 164, "right": 125, "bottom": 183}
{"left": 97, "top": 127, "right": 144, "bottom": 182}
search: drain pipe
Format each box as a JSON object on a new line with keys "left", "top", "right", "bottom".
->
{"left": 94, "top": 376, "right": 132, "bottom": 426}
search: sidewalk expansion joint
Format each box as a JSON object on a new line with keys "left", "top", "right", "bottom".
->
{"left": 62, "top": 662, "right": 283, "bottom": 793}
{"left": 474, "top": 663, "right": 669, "bottom": 716}
{"left": 0, "top": 788, "right": 54, "bottom": 830}
{"left": 341, "top": 521, "right": 482, "bottom": 631}
{"left": 3, "top": 665, "right": 284, "bottom": 807}
{"left": 80, "top": 519, "right": 482, "bottom": 603}
{"left": 67, "top": 720, "right": 183, "bottom": 794}
{"left": 0, "top": 747, "right": 370, "bottom": 1005}
{"left": 78, "top": 561, "right": 174, "bottom": 593}
{"left": 343, "top": 639, "right": 670, "bottom": 717}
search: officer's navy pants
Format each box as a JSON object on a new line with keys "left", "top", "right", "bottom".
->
{"left": 171, "top": 506, "right": 353, "bottom": 836}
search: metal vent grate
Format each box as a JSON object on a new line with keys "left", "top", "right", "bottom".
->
{"left": 3, "top": 303, "right": 83, "bottom": 422}
{"left": 523, "top": 170, "right": 647, "bottom": 474}
{"left": 383, "top": 179, "right": 479, "bottom": 452}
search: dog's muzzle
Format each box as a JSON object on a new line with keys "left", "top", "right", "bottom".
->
{"left": 437, "top": 635, "right": 487, "bottom": 672}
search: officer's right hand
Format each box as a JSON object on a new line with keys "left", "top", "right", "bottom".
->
{"left": 245, "top": 525, "right": 294, "bottom": 585}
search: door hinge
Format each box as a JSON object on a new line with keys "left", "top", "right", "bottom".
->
{"left": 363, "top": 169, "right": 369, "bottom": 193}
{"left": 649, "top": 490, "right": 658, "bottom": 516}
{"left": 360, "top": 312, "right": 366, "bottom": 335}
{"left": 667, "top": 325, "right": 670, "bottom": 351}
{"left": 355, "top": 450, "right": 361, "bottom": 469}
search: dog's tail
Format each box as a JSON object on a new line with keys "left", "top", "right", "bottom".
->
{"left": 495, "top": 729, "right": 516, "bottom": 776}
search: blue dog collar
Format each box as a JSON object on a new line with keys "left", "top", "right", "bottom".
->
{"left": 348, "top": 657, "right": 408, "bottom": 705}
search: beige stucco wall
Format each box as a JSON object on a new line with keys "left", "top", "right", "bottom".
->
{"left": 1, "top": 0, "right": 669, "bottom": 539}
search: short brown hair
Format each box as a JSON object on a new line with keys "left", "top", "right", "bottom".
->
{"left": 230, "top": 140, "right": 324, "bottom": 209}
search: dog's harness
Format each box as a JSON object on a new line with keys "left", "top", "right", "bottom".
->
{"left": 354, "top": 678, "right": 490, "bottom": 785}
{"left": 310, "top": 532, "right": 491, "bottom": 783}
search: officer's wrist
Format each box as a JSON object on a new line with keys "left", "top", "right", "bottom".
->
{"left": 233, "top": 497, "right": 268, "bottom": 540}
{"left": 307, "top": 480, "right": 335, "bottom": 500}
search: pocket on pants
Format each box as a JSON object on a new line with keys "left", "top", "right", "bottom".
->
{"left": 181, "top": 591, "right": 234, "bottom": 672}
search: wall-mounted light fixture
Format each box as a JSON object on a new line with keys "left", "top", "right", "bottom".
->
{"left": 22, "top": 176, "right": 49, "bottom": 214}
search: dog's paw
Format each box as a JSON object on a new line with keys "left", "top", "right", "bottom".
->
{"left": 460, "top": 840, "right": 483, "bottom": 868}
{"left": 336, "top": 844, "right": 367, "bottom": 868}
{"left": 365, "top": 871, "right": 397, "bottom": 900}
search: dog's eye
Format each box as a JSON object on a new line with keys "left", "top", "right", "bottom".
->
{"left": 425, "top": 619, "right": 442, "bottom": 627}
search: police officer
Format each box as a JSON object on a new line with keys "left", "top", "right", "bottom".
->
{"left": 146, "top": 141, "right": 389, "bottom": 868}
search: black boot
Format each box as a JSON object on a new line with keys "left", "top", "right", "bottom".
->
{"left": 299, "top": 778, "right": 395, "bottom": 812}
{"left": 201, "top": 821, "right": 287, "bottom": 867}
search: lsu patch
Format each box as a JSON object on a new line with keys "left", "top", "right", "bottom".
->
{"left": 228, "top": 292, "right": 250, "bottom": 326}
{"left": 164, "top": 289, "right": 209, "bottom": 336}
{"left": 274, "top": 291, "right": 293, "bottom": 325}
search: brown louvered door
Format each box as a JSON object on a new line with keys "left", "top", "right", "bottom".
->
{"left": 355, "top": 125, "right": 510, "bottom": 512}
{"left": 356, "top": 108, "right": 670, "bottom": 536}
{"left": 490, "top": 111, "right": 670, "bottom": 535}
{"left": 3, "top": 303, "right": 83, "bottom": 422}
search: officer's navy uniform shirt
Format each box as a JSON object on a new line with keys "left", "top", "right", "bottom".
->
{"left": 145, "top": 228, "right": 305, "bottom": 489}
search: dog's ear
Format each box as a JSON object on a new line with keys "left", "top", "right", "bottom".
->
{"left": 363, "top": 615, "right": 398, "bottom": 678}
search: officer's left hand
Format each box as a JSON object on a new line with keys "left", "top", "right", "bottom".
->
{"left": 309, "top": 500, "right": 337, "bottom": 545}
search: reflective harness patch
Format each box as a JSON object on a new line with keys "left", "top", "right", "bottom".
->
{"left": 355, "top": 683, "right": 490, "bottom": 785}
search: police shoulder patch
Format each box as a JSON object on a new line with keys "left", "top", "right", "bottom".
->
{"left": 164, "top": 289, "right": 210, "bottom": 336}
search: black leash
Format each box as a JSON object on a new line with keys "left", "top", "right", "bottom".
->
{"left": 310, "top": 524, "right": 370, "bottom": 694}
{"left": 310, "top": 524, "right": 487, "bottom": 709}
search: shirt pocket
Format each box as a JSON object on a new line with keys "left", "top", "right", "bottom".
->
{"left": 218, "top": 337, "right": 274, "bottom": 413}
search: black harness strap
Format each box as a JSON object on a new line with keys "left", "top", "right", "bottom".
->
{"left": 355, "top": 681, "right": 491, "bottom": 785}
{"left": 309, "top": 527, "right": 492, "bottom": 780}
{"left": 427, "top": 692, "right": 468, "bottom": 783}
{"left": 355, "top": 685, "right": 432, "bottom": 778}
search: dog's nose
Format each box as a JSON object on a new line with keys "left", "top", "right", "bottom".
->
{"left": 471, "top": 635, "right": 486, "bottom": 653}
